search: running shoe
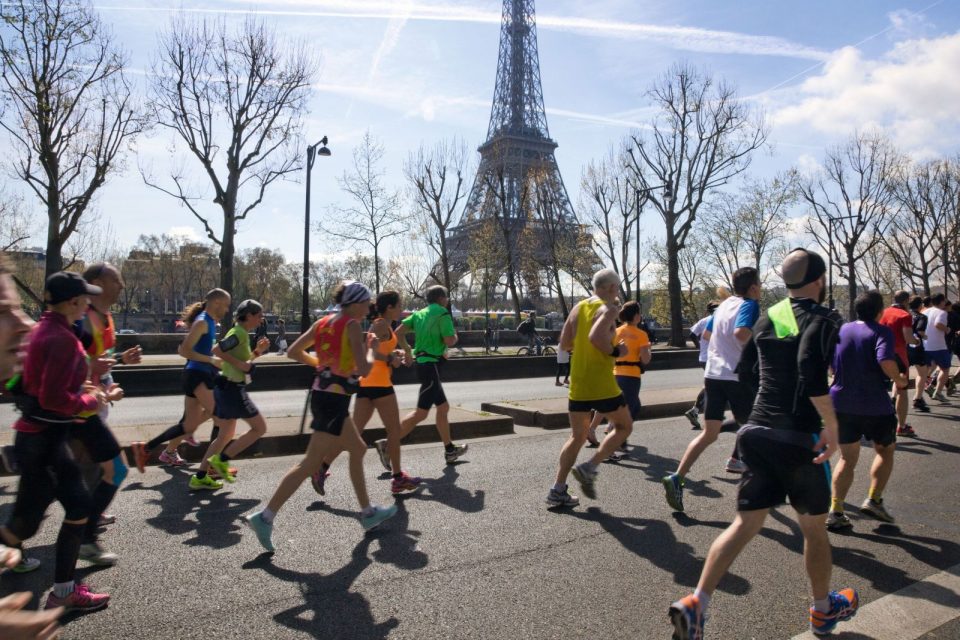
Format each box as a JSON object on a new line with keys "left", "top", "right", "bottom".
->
{"left": 374, "top": 439, "right": 390, "bottom": 471}
{"left": 11, "top": 556, "right": 41, "bottom": 574}
{"left": 78, "top": 542, "right": 118, "bottom": 566}
{"left": 390, "top": 471, "right": 422, "bottom": 494}
{"left": 44, "top": 583, "right": 110, "bottom": 612}
{"left": 311, "top": 469, "right": 331, "bottom": 495}
{"left": 585, "top": 428, "right": 600, "bottom": 448}
{"left": 208, "top": 464, "right": 239, "bottom": 480}
{"left": 0, "top": 445, "right": 19, "bottom": 473}
{"left": 724, "top": 458, "right": 747, "bottom": 474}
{"left": 444, "top": 443, "right": 469, "bottom": 464}
{"left": 159, "top": 449, "right": 187, "bottom": 466}
{"left": 809, "top": 588, "right": 859, "bottom": 636}
{"left": 131, "top": 441, "right": 148, "bottom": 473}
{"left": 360, "top": 504, "right": 398, "bottom": 531}
{"left": 684, "top": 407, "right": 701, "bottom": 430}
{"left": 860, "top": 498, "right": 894, "bottom": 523}
{"left": 244, "top": 511, "right": 275, "bottom": 552}
{"left": 825, "top": 511, "right": 853, "bottom": 531}
{"left": 925, "top": 383, "right": 936, "bottom": 398}
{"left": 662, "top": 473, "right": 685, "bottom": 512}
{"left": 545, "top": 487, "right": 580, "bottom": 508}
{"left": 98, "top": 513, "right": 116, "bottom": 526}
{"left": 668, "top": 593, "right": 706, "bottom": 640}
{"left": 913, "top": 398, "right": 931, "bottom": 413}
{"left": 184, "top": 435, "right": 200, "bottom": 447}
{"left": 896, "top": 424, "right": 917, "bottom": 438}
{"left": 933, "top": 392, "right": 949, "bottom": 403}
{"left": 206, "top": 454, "right": 235, "bottom": 483}
{"left": 571, "top": 462, "right": 598, "bottom": 499}
{"left": 189, "top": 474, "right": 223, "bottom": 491}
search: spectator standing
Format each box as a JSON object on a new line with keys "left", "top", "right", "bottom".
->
{"left": 276, "top": 319, "right": 288, "bottom": 355}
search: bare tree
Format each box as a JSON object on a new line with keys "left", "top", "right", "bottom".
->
{"left": 0, "top": 0, "right": 142, "bottom": 278}
{"left": 0, "top": 192, "right": 31, "bottom": 252}
{"left": 145, "top": 15, "right": 316, "bottom": 296}
{"left": 702, "top": 172, "right": 796, "bottom": 288}
{"left": 321, "top": 131, "right": 405, "bottom": 294}
{"left": 580, "top": 148, "right": 639, "bottom": 301}
{"left": 404, "top": 138, "right": 471, "bottom": 296}
{"left": 626, "top": 62, "right": 767, "bottom": 345}
{"left": 800, "top": 131, "right": 903, "bottom": 318}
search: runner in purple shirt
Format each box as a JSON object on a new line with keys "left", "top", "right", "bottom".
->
{"left": 827, "top": 291, "right": 908, "bottom": 531}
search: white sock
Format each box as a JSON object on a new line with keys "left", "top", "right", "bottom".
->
{"left": 814, "top": 597, "right": 831, "bottom": 613}
{"left": 53, "top": 581, "right": 74, "bottom": 598}
{"left": 552, "top": 483, "right": 567, "bottom": 493}
{"left": 260, "top": 508, "right": 275, "bottom": 523}
{"left": 694, "top": 588, "right": 711, "bottom": 613}
{"left": 361, "top": 506, "right": 375, "bottom": 517}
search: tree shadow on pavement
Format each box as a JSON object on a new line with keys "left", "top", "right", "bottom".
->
{"left": 399, "top": 465, "right": 485, "bottom": 513}
{"left": 608, "top": 444, "right": 724, "bottom": 500}
{"left": 123, "top": 478, "right": 258, "bottom": 549}
{"left": 242, "top": 538, "right": 400, "bottom": 640}
{"left": 565, "top": 506, "right": 750, "bottom": 595}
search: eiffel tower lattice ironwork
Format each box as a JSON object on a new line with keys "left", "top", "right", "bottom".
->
{"left": 444, "top": 0, "right": 591, "bottom": 301}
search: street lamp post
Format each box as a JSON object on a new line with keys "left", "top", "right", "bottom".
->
{"left": 302, "top": 137, "right": 331, "bottom": 333}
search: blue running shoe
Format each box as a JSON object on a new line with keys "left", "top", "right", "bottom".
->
{"left": 662, "top": 473, "right": 685, "bottom": 512}
{"left": 245, "top": 511, "right": 275, "bottom": 552}
{"left": 810, "top": 588, "right": 859, "bottom": 635}
{"left": 669, "top": 593, "right": 705, "bottom": 640}
{"left": 361, "top": 504, "right": 398, "bottom": 531}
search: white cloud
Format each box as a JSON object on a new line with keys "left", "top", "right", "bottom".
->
{"left": 96, "top": 1, "right": 828, "bottom": 60}
{"left": 168, "top": 226, "right": 199, "bottom": 241}
{"left": 771, "top": 31, "right": 960, "bottom": 152}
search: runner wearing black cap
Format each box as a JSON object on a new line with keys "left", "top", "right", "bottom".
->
{"left": 0, "top": 271, "right": 112, "bottom": 612}
{"left": 669, "top": 249, "right": 858, "bottom": 639}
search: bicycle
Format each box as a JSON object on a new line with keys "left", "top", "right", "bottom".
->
{"left": 516, "top": 336, "right": 556, "bottom": 357}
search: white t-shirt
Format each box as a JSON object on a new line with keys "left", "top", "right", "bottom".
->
{"left": 704, "top": 296, "right": 760, "bottom": 381}
{"left": 556, "top": 349, "right": 570, "bottom": 364}
{"left": 691, "top": 316, "right": 710, "bottom": 363}
{"left": 923, "top": 307, "right": 949, "bottom": 351}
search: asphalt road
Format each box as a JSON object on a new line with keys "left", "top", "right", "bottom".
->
{"left": 0, "top": 368, "right": 706, "bottom": 428}
{"left": 0, "top": 403, "right": 958, "bottom": 639}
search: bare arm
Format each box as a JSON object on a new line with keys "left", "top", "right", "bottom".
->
{"left": 639, "top": 344, "right": 652, "bottom": 365}
{"left": 734, "top": 327, "right": 753, "bottom": 345}
{"left": 880, "top": 359, "right": 908, "bottom": 389}
{"left": 443, "top": 334, "right": 458, "bottom": 347}
{"left": 809, "top": 395, "right": 840, "bottom": 464}
{"left": 902, "top": 326, "right": 917, "bottom": 346}
{"left": 559, "top": 305, "right": 578, "bottom": 352}
{"left": 348, "top": 320, "right": 372, "bottom": 378}
{"left": 178, "top": 319, "right": 220, "bottom": 368}
{"left": 589, "top": 303, "right": 621, "bottom": 356}
{"left": 287, "top": 321, "right": 320, "bottom": 369}
{"left": 702, "top": 329, "right": 712, "bottom": 342}
{"left": 395, "top": 323, "right": 413, "bottom": 357}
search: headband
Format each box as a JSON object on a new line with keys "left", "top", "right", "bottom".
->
{"left": 784, "top": 248, "right": 826, "bottom": 290}
{"left": 340, "top": 282, "right": 372, "bottom": 307}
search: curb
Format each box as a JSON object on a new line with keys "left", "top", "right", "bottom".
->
{"left": 480, "top": 399, "right": 694, "bottom": 429}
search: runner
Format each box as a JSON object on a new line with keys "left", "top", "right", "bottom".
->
{"left": 188, "top": 299, "right": 270, "bottom": 490}
{"left": 310, "top": 290, "right": 422, "bottom": 497}
{"left": 662, "top": 267, "right": 761, "bottom": 512}
{"left": 684, "top": 301, "right": 720, "bottom": 430}
{"left": 245, "top": 282, "right": 397, "bottom": 552}
{"left": 668, "top": 248, "right": 857, "bottom": 639}
{"left": 878, "top": 290, "right": 916, "bottom": 436}
{"left": 394, "top": 285, "right": 468, "bottom": 465}
{"left": 545, "top": 268, "right": 632, "bottom": 508}
{"left": 131, "top": 289, "right": 230, "bottom": 475}
{"left": 0, "top": 271, "right": 111, "bottom": 611}
{"left": 826, "top": 291, "right": 906, "bottom": 531}
{"left": 922, "top": 293, "right": 951, "bottom": 403}
{"left": 908, "top": 295, "right": 930, "bottom": 414}
{"left": 69, "top": 263, "right": 144, "bottom": 566}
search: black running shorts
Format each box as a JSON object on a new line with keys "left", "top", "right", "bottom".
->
{"left": 907, "top": 345, "right": 926, "bottom": 367}
{"left": 70, "top": 414, "right": 122, "bottom": 463}
{"left": 309, "top": 390, "right": 352, "bottom": 436}
{"left": 415, "top": 362, "right": 447, "bottom": 410}
{"left": 357, "top": 386, "right": 395, "bottom": 401}
{"left": 703, "top": 378, "right": 755, "bottom": 423}
{"left": 214, "top": 381, "right": 260, "bottom": 420}
{"left": 837, "top": 412, "right": 897, "bottom": 447}
{"left": 182, "top": 368, "right": 218, "bottom": 398}
{"left": 735, "top": 424, "right": 830, "bottom": 516}
{"left": 568, "top": 394, "right": 626, "bottom": 414}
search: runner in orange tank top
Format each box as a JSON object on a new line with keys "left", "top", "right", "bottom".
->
{"left": 245, "top": 282, "right": 397, "bottom": 553}
{"left": 311, "top": 291, "right": 422, "bottom": 496}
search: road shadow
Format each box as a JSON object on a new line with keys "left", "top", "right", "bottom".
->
{"left": 399, "top": 465, "right": 485, "bottom": 513}
{"left": 242, "top": 538, "right": 400, "bottom": 639}
{"left": 123, "top": 478, "right": 258, "bottom": 549}
{"left": 562, "top": 506, "right": 750, "bottom": 595}
{"left": 896, "top": 435, "right": 960, "bottom": 455}
{"left": 606, "top": 444, "right": 724, "bottom": 500}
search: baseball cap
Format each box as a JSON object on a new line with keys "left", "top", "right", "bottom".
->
{"left": 44, "top": 271, "right": 102, "bottom": 305}
{"left": 236, "top": 299, "right": 263, "bottom": 316}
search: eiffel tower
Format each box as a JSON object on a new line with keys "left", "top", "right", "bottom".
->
{"left": 445, "top": 0, "right": 588, "bottom": 304}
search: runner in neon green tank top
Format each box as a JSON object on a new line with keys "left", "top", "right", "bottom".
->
{"left": 546, "top": 268, "right": 634, "bottom": 508}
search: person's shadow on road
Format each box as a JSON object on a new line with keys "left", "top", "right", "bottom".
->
{"left": 400, "top": 464, "right": 485, "bottom": 513}
{"left": 308, "top": 501, "right": 429, "bottom": 571}
{"left": 242, "top": 537, "right": 400, "bottom": 640}
{"left": 610, "top": 444, "right": 724, "bottom": 500}
{"left": 564, "top": 506, "right": 750, "bottom": 595}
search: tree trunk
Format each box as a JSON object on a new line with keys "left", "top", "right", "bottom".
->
{"left": 45, "top": 199, "right": 62, "bottom": 278}
{"left": 553, "top": 266, "right": 568, "bottom": 317}
{"left": 373, "top": 245, "right": 381, "bottom": 294}
{"left": 666, "top": 234, "right": 685, "bottom": 347}
{"left": 846, "top": 254, "right": 857, "bottom": 321}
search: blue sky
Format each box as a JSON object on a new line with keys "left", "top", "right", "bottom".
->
{"left": 11, "top": 0, "right": 960, "bottom": 262}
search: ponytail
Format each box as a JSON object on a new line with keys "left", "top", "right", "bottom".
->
{"left": 182, "top": 287, "right": 230, "bottom": 323}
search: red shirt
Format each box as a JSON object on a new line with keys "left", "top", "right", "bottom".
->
{"left": 879, "top": 305, "right": 911, "bottom": 365}
{"left": 15, "top": 311, "right": 98, "bottom": 433}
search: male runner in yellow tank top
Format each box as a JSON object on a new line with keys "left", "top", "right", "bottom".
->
{"left": 546, "top": 268, "right": 632, "bottom": 507}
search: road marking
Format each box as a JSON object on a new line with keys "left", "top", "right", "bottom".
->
{"left": 791, "top": 563, "right": 960, "bottom": 639}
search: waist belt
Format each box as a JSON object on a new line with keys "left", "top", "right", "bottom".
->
{"left": 414, "top": 350, "right": 445, "bottom": 362}
{"left": 615, "top": 360, "right": 643, "bottom": 367}
{"left": 314, "top": 368, "right": 360, "bottom": 394}
{"left": 13, "top": 392, "right": 79, "bottom": 426}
